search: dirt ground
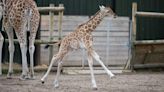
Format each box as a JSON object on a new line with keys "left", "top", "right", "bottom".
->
{"left": 0, "top": 72, "right": 164, "bottom": 92}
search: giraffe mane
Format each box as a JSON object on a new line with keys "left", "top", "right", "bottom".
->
{"left": 86, "top": 10, "right": 100, "bottom": 24}
{"left": 76, "top": 10, "right": 101, "bottom": 28}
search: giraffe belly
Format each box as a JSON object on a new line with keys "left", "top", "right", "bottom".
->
{"left": 69, "top": 39, "right": 79, "bottom": 50}
{"left": 69, "top": 39, "right": 85, "bottom": 50}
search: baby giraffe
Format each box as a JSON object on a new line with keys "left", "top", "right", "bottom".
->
{"left": 41, "top": 5, "right": 116, "bottom": 90}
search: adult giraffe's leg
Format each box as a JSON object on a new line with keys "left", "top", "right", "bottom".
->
{"left": 29, "top": 32, "right": 37, "bottom": 79}
{"left": 15, "top": 29, "right": 29, "bottom": 80}
{"left": 28, "top": 11, "right": 40, "bottom": 79}
{"left": 91, "top": 50, "right": 115, "bottom": 78}
{"left": 87, "top": 50, "right": 97, "bottom": 90}
{"left": 53, "top": 61, "right": 63, "bottom": 88}
{"left": 0, "top": 33, "right": 4, "bottom": 75}
{"left": 0, "top": 10, "right": 4, "bottom": 75}
{"left": 5, "top": 27, "right": 15, "bottom": 78}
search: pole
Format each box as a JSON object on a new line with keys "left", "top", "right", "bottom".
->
{"left": 136, "top": 12, "right": 164, "bottom": 18}
{"left": 58, "top": 4, "right": 64, "bottom": 41}
{"left": 130, "top": 2, "right": 137, "bottom": 69}
{"left": 132, "top": 2, "right": 137, "bottom": 42}
{"left": 49, "top": 4, "right": 54, "bottom": 63}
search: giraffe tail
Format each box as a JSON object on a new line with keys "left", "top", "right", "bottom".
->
{"left": 25, "top": 8, "right": 32, "bottom": 31}
{"left": 44, "top": 40, "right": 61, "bottom": 49}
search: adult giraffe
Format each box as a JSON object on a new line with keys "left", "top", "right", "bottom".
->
{"left": 0, "top": 0, "right": 40, "bottom": 80}
{"left": 41, "top": 5, "right": 116, "bottom": 90}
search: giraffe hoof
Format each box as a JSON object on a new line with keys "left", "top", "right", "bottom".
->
{"left": 41, "top": 78, "right": 45, "bottom": 84}
{"left": 7, "top": 72, "right": 13, "bottom": 79}
{"left": 110, "top": 74, "right": 115, "bottom": 79}
{"left": 54, "top": 84, "right": 59, "bottom": 88}
{"left": 19, "top": 75, "right": 26, "bottom": 80}
{"left": 19, "top": 77, "right": 26, "bottom": 80}
{"left": 19, "top": 74, "right": 29, "bottom": 80}
{"left": 30, "top": 75, "right": 36, "bottom": 80}
{"left": 41, "top": 80, "right": 45, "bottom": 84}
{"left": 92, "top": 87, "right": 98, "bottom": 90}
{"left": 42, "top": 81, "right": 45, "bottom": 84}
{"left": 6, "top": 76, "right": 12, "bottom": 79}
{"left": 54, "top": 81, "right": 59, "bottom": 88}
{"left": 92, "top": 84, "right": 98, "bottom": 90}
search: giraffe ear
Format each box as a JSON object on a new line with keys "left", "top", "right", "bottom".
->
{"left": 101, "top": 5, "right": 105, "bottom": 9}
{"left": 99, "top": 5, "right": 105, "bottom": 11}
{"left": 99, "top": 5, "right": 102, "bottom": 10}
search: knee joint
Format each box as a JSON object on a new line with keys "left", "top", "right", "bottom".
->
{"left": 9, "top": 45, "right": 15, "bottom": 52}
{"left": 0, "top": 36, "right": 4, "bottom": 42}
{"left": 20, "top": 43, "right": 27, "bottom": 49}
{"left": 58, "top": 61, "right": 63, "bottom": 65}
{"left": 89, "top": 61, "right": 93, "bottom": 66}
{"left": 29, "top": 45, "right": 35, "bottom": 52}
{"left": 92, "top": 52, "right": 100, "bottom": 60}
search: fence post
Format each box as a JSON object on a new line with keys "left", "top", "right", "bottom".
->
{"left": 132, "top": 2, "right": 137, "bottom": 42}
{"left": 49, "top": 4, "right": 54, "bottom": 63}
{"left": 130, "top": 2, "right": 137, "bottom": 69}
{"left": 58, "top": 4, "right": 64, "bottom": 41}
{"left": 124, "top": 2, "right": 137, "bottom": 70}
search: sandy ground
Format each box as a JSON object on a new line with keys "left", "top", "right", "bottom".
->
{"left": 0, "top": 72, "right": 164, "bottom": 92}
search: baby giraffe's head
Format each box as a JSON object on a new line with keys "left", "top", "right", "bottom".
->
{"left": 99, "top": 5, "right": 117, "bottom": 18}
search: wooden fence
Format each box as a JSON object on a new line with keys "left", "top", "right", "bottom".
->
{"left": 124, "top": 2, "right": 164, "bottom": 70}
